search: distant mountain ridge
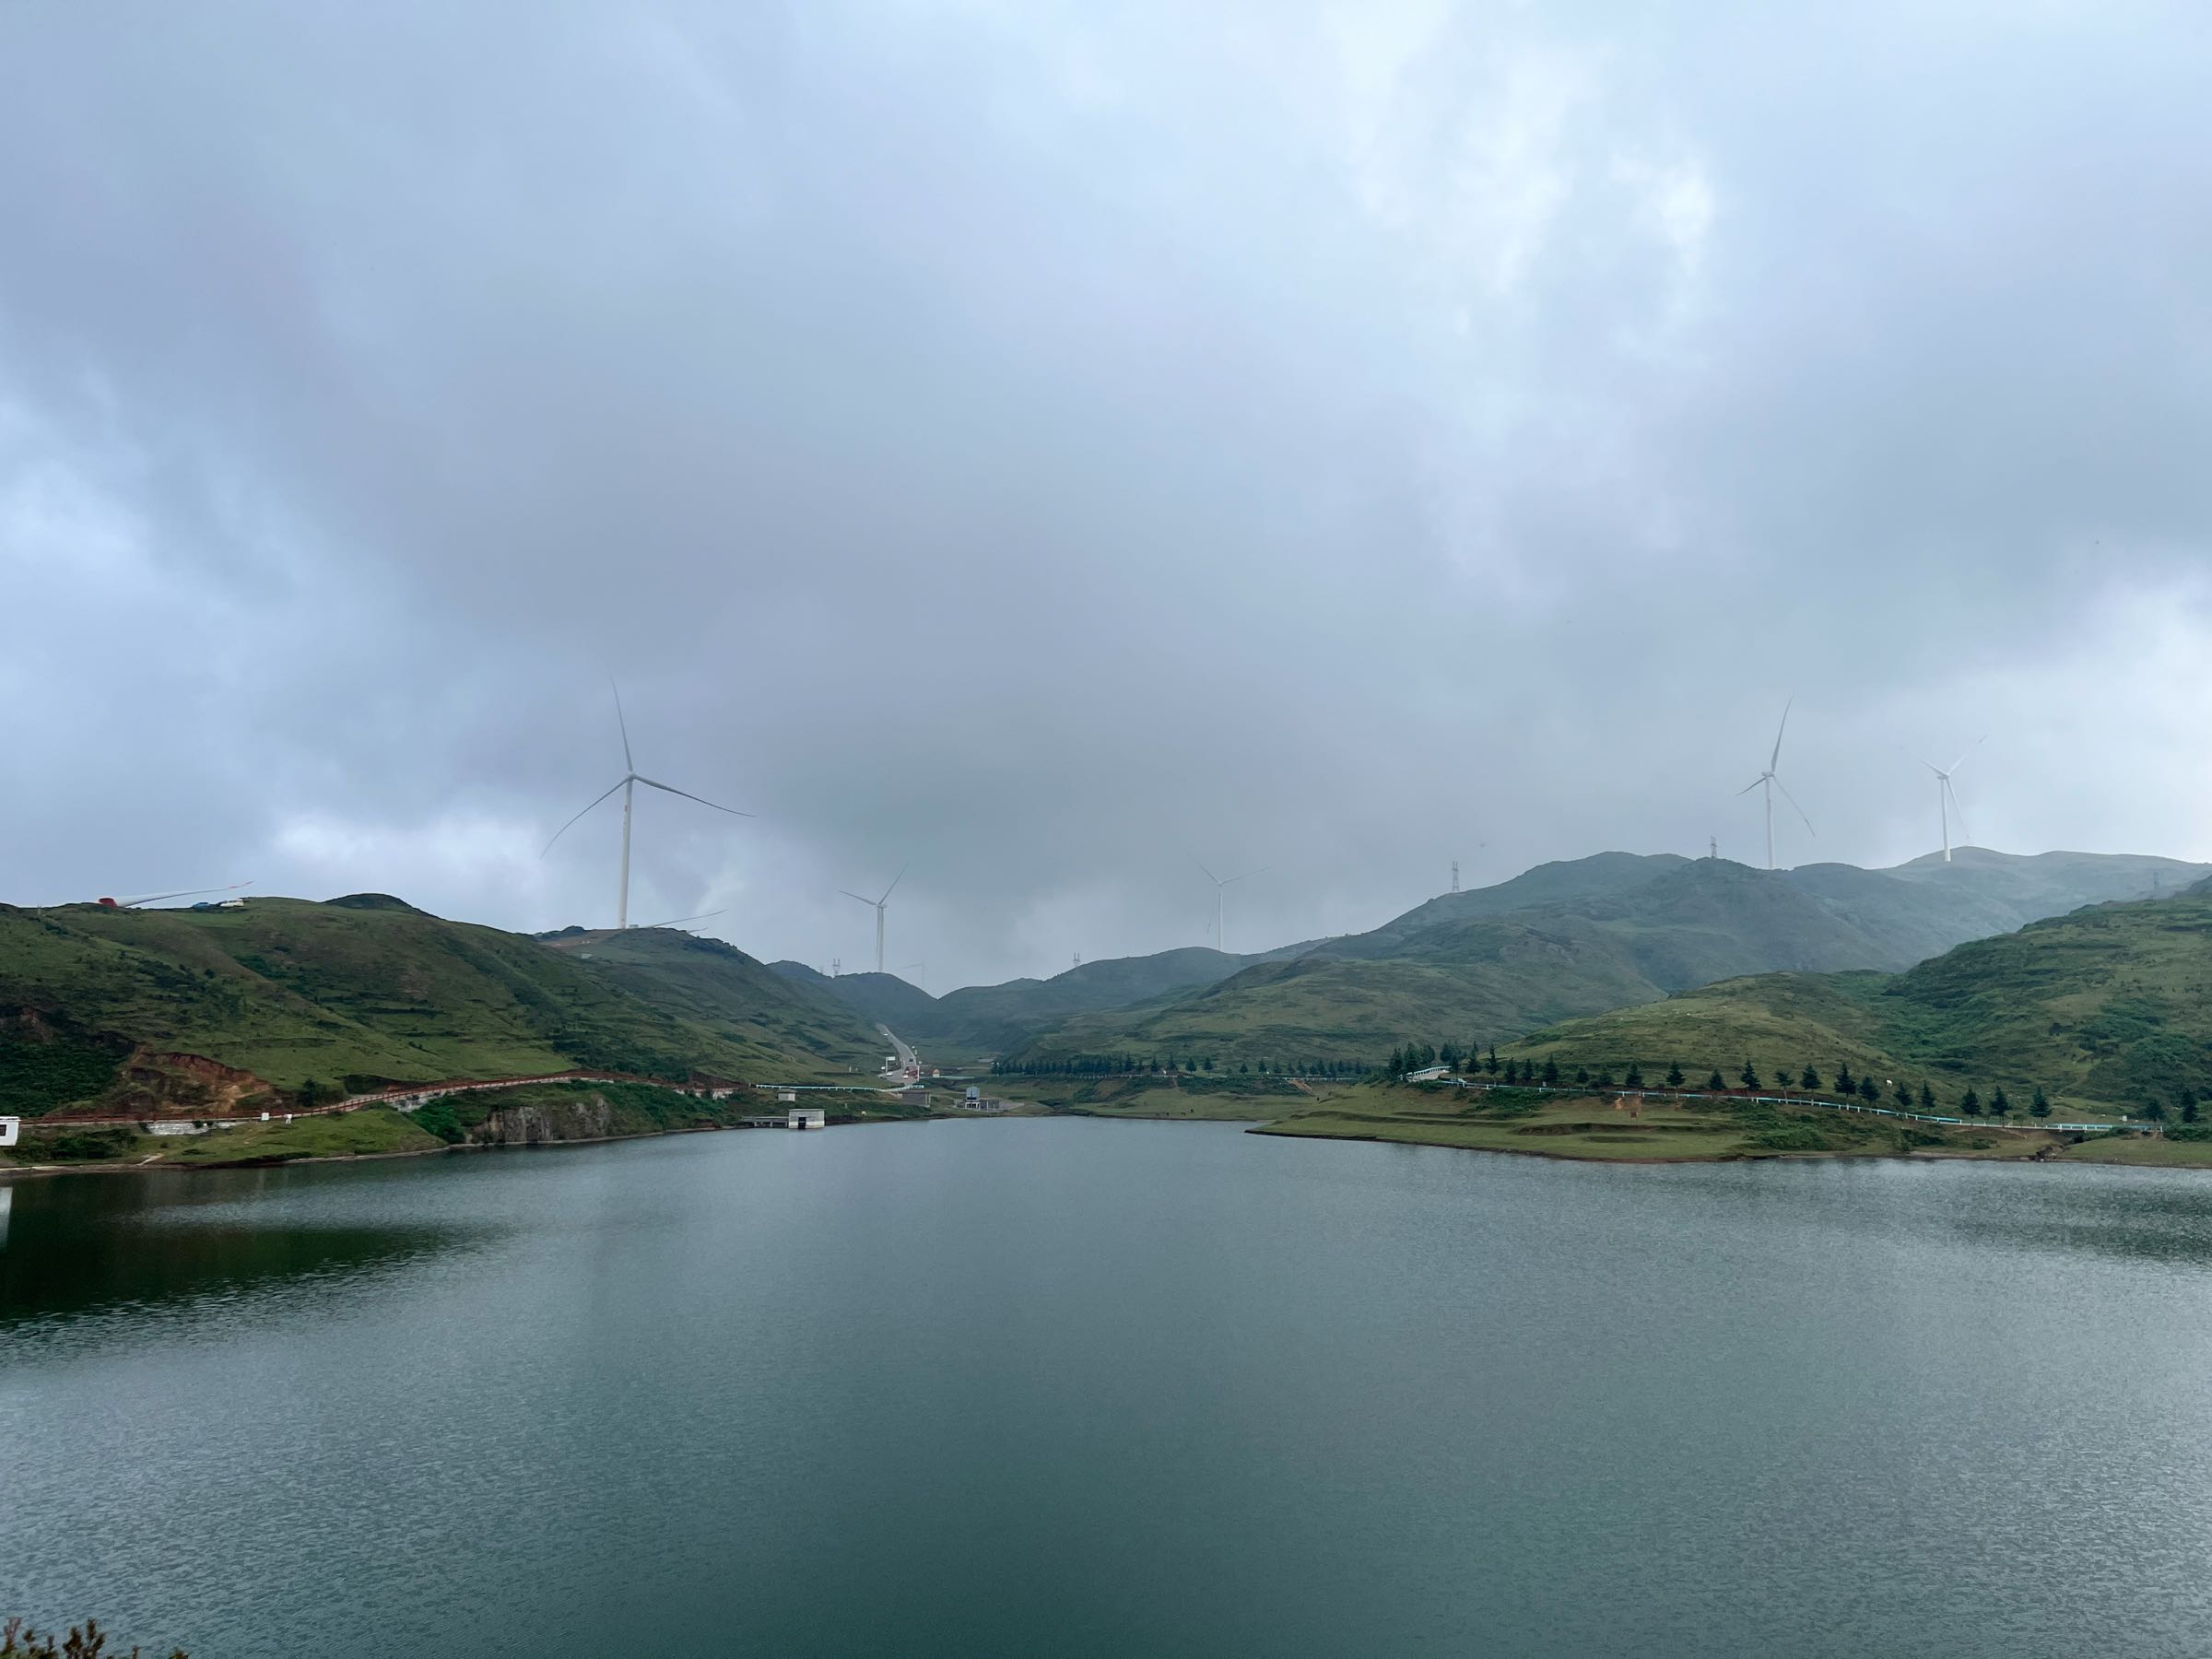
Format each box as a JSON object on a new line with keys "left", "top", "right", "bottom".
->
{"left": 1002, "top": 848, "right": 2209, "bottom": 1066}
{"left": 771, "top": 939, "right": 1317, "bottom": 1053}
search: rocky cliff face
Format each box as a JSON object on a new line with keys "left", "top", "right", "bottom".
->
{"left": 464, "top": 1091, "right": 620, "bottom": 1147}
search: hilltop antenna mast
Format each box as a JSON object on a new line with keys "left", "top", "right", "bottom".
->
{"left": 1073, "top": 951, "right": 1081, "bottom": 969}
{"left": 1710, "top": 836, "right": 1717, "bottom": 861}
{"left": 831, "top": 957, "right": 841, "bottom": 978}
{"left": 1451, "top": 860, "right": 1460, "bottom": 894}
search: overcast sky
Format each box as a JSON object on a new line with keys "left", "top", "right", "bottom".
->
{"left": 6, "top": 0, "right": 2210, "bottom": 990}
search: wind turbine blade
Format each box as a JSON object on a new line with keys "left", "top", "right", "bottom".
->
{"left": 1222, "top": 865, "right": 1269, "bottom": 886}
{"left": 1772, "top": 776, "right": 1818, "bottom": 837}
{"left": 640, "top": 909, "right": 725, "bottom": 930}
{"left": 1948, "top": 736, "right": 1985, "bottom": 776}
{"left": 1735, "top": 776, "right": 1768, "bottom": 796}
{"left": 1194, "top": 858, "right": 1219, "bottom": 886}
{"left": 1947, "top": 780, "right": 1972, "bottom": 848}
{"left": 879, "top": 862, "right": 910, "bottom": 904}
{"left": 1770, "top": 697, "right": 1794, "bottom": 771}
{"left": 121, "top": 881, "right": 253, "bottom": 907}
{"left": 840, "top": 890, "right": 878, "bottom": 907}
{"left": 633, "top": 777, "right": 753, "bottom": 817}
{"left": 609, "top": 677, "right": 634, "bottom": 772}
{"left": 543, "top": 778, "right": 627, "bottom": 854}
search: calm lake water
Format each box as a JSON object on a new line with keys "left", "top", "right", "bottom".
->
{"left": 7, "top": 1121, "right": 2212, "bottom": 1657}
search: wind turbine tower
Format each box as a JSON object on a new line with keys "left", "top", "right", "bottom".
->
{"left": 1197, "top": 860, "right": 1266, "bottom": 955}
{"left": 1735, "top": 699, "right": 1816, "bottom": 870}
{"left": 841, "top": 865, "right": 907, "bottom": 973}
{"left": 1923, "top": 739, "right": 1983, "bottom": 863}
{"left": 545, "top": 683, "right": 751, "bottom": 928}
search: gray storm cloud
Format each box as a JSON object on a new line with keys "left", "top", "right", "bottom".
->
{"left": 4, "top": 0, "right": 2209, "bottom": 988}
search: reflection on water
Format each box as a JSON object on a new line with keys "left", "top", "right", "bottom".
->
{"left": 0, "top": 1165, "right": 488, "bottom": 1335}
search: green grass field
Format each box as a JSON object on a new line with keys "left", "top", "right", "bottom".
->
{"left": 1254, "top": 1083, "right": 2099, "bottom": 1162}
{"left": 983, "top": 1070, "right": 1319, "bottom": 1120}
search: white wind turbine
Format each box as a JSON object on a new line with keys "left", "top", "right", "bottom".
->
{"left": 841, "top": 864, "right": 907, "bottom": 974}
{"left": 1736, "top": 699, "right": 1816, "bottom": 871}
{"left": 1923, "top": 739, "right": 1984, "bottom": 863}
{"left": 1197, "top": 859, "right": 1266, "bottom": 955}
{"left": 544, "top": 684, "right": 751, "bottom": 929}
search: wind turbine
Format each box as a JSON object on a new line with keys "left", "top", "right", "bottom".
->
{"left": 841, "top": 864, "right": 907, "bottom": 973}
{"left": 901, "top": 961, "right": 926, "bottom": 992}
{"left": 1923, "top": 739, "right": 1983, "bottom": 864}
{"left": 1735, "top": 699, "right": 1815, "bottom": 871}
{"left": 1197, "top": 859, "right": 1266, "bottom": 954}
{"left": 544, "top": 683, "right": 751, "bottom": 929}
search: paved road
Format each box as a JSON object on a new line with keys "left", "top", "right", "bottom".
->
{"left": 879, "top": 1026, "right": 918, "bottom": 1077}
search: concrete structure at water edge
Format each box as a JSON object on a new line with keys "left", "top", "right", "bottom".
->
{"left": 960, "top": 1088, "right": 1009, "bottom": 1113}
{"left": 788, "top": 1107, "right": 827, "bottom": 1130}
{"left": 898, "top": 1088, "right": 928, "bottom": 1109}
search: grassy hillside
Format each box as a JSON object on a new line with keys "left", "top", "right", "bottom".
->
{"left": 1007, "top": 850, "right": 2209, "bottom": 1068}
{"left": 0, "top": 897, "right": 860, "bottom": 1117}
{"left": 770, "top": 963, "right": 936, "bottom": 1036}
{"left": 1494, "top": 889, "right": 2212, "bottom": 1119}
{"left": 542, "top": 928, "right": 884, "bottom": 1074}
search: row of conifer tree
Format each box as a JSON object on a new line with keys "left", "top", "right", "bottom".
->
{"left": 1384, "top": 1042, "right": 2095, "bottom": 1122}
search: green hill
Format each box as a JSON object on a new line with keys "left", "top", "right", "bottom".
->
{"left": 0, "top": 899, "right": 879, "bottom": 1119}
{"left": 1006, "top": 850, "right": 2209, "bottom": 1067}
{"left": 1494, "top": 888, "right": 2212, "bottom": 1119}
{"left": 536, "top": 927, "right": 886, "bottom": 1073}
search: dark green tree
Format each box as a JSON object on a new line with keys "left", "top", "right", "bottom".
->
{"left": 2184, "top": 1095, "right": 2202, "bottom": 1125}
{"left": 1919, "top": 1082, "right": 1937, "bottom": 1112}
{"left": 1624, "top": 1062, "right": 1645, "bottom": 1088}
{"left": 1666, "top": 1061, "right": 1686, "bottom": 1088}
{"left": 1705, "top": 1069, "right": 1726, "bottom": 1091}
{"left": 1835, "top": 1061, "right": 1854, "bottom": 1095}
{"left": 1960, "top": 1087, "right": 1983, "bottom": 1116}
{"left": 1800, "top": 1065, "right": 1821, "bottom": 1090}
{"left": 1858, "top": 1075, "right": 1880, "bottom": 1104}
{"left": 1595, "top": 1067, "right": 1616, "bottom": 1088}
{"left": 1440, "top": 1043, "right": 1463, "bottom": 1073}
{"left": 2144, "top": 1097, "right": 2168, "bottom": 1122}
{"left": 1739, "top": 1060, "right": 1762, "bottom": 1091}
{"left": 1576, "top": 1066, "right": 1592, "bottom": 1085}
{"left": 1543, "top": 1057, "right": 1560, "bottom": 1087}
{"left": 298, "top": 1077, "right": 325, "bottom": 1109}
{"left": 1486, "top": 1046, "right": 1500, "bottom": 1077}
{"left": 1990, "top": 1087, "right": 2011, "bottom": 1118}
{"left": 2030, "top": 1088, "right": 2051, "bottom": 1120}
{"left": 1893, "top": 1079, "right": 1913, "bottom": 1110}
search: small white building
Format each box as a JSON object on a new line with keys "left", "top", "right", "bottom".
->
{"left": 1404, "top": 1065, "right": 1452, "bottom": 1083}
{"left": 0, "top": 1116, "right": 18, "bottom": 1149}
{"left": 788, "top": 1107, "right": 827, "bottom": 1130}
{"left": 775, "top": 1088, "right": 798, "bottom": 1104}
{"left": 146, "top": 1121, "right": 207, "bottom": 1136}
